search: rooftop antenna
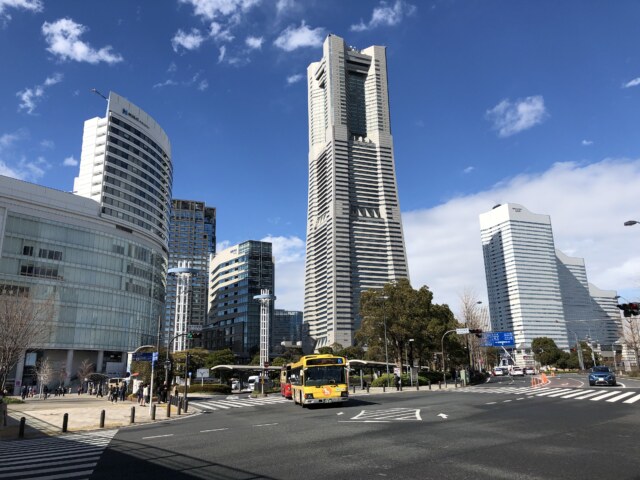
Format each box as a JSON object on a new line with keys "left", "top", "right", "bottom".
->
{"left": 90, "top": 88, "right": 108, "bottom": 101}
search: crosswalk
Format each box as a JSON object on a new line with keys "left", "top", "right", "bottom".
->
{"left": 189, "top": 395, "right": 291, "bottom": 412}
{"left": 0, "top": 430, "right": 116, "bottom": 479}
{"left": 463, "top": 385, "right": 640, "bottom": 405}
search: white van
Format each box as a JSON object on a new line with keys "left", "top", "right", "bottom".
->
{"left": 247, "top": 375, "right": 260, "bottom": 391}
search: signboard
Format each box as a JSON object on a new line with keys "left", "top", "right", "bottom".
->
{"left": 132, "top": 352, "right": 154, "bottom": 362}
{"left": 456, "top": 328, "right": 470, "bottom": 335}
{"left": 196, "top": 368, "right": 209, "bottom": 378}
{"left": 481, "top": 331, "right": 515, "bottom": 347}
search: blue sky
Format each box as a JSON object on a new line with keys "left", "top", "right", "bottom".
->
{"left": 1, "top": 0, "right": 640, "bottom": 315}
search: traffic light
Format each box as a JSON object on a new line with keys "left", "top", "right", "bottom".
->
{"left": 469, "top": 329, "right": 483, "bottom": 338}
{"left": 630, "top": 303, "right": 640, "bottom": 316}
{"left": 187, "top": 331, "right": 202, "bottom": 339}
{"left": 618, "top": 304, "right": 632, "bottom": 317}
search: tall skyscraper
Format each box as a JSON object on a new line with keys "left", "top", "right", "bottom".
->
{"left": 74, "top": 92, "right": 173, "bottom": 248}
{"left": 304, "top": 34, "right": 409, "bottom": 349}
{"left": 480, "top": 203, "right": 620, "bottom": 354}
{"left": 165, "top": 200, "right": 216, "bottom": 348}
{"left": 204, "top": 241, "right": 274, "bottom": 360}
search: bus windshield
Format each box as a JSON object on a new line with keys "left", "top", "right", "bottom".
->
{"left": 304, "top": 366, "right": 346, "bottom": 387}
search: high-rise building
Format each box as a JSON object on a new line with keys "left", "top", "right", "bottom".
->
{"left": 304, "top": 34, "right": 409, "bottom": 349}
{"left": 204, "top": 241, "right": 274, "bottom": 360}
{"left": 74, "top": 91, "right": 173, "bottom": 249}
{"left": 271, "top": 309, "right": 303, "bottom": 351}
{"left": 164, "top": 200, "right": 216, "bottom": 348}
{"left": 480, "top": 203, "right": 620, "bottom": 354}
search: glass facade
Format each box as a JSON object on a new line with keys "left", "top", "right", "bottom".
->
{"left": 164, "top": 200, "right": 216, "bottom": 347}
{"left": 204, "top": 241, "right": 274, "bottom": 361}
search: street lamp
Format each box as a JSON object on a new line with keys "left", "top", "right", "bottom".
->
{"left": 441, "top": 329, "right": 457, "bottom": 388}
{"left": 379, "top": 295, "right": 390, "bottom": 387}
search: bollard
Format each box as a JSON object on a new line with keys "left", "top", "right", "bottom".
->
{"left": 62, "top": 413, "right": 68, "bottom": 433}
{"left": 151, "top": 404, "right": 156, "bottom": 420}
{"left": 100, "top": 410, "right": 105, "bottom": 428}
{"left": 130, "top": 406, "right": 135, "bottom": 424}
{"left": 184, "top": 399, "right": 188, "bottom": 413}
{"left": 352, "top": 385, "right": 355, "bottom": 394}
{"left": 166, "top": 401, "right": 171, "bottom": 418}
{"left": 177, "top": 399, "right": 182, "bottom": 416}
{"left": 416, "top": 383, "right": 419, "bottom": 391}
{"left": 382, "top": 385, "right": 386, "bottom": 393}
{"left": 438, "top": 381, "right": 441, "bottom": 389}
{"left": 19, "top": 417, "right": 25, "bottom": 439}
{"left": 428, "top": 380, "right": 431, "bottom": 390}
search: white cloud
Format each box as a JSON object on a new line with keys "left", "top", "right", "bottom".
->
{"left": 270, "top": 158, "right": 640, "bottom": 316}
{"left": 197, "top": 79, "right": 209, "bottom": 91}
{"left": 16, "top": 72, "right": 63, "bottom": 114}
{"left": 62, "top": 155, "right": 78, "bottom": 167}
{"left": 582, "top": 139, "right": 593, "bottom": 146}
{"left": 167, "top": 62, "right": 177, "bottom": 72}
{"left": 217, "top": 45, "right": 226, "bottom": 63}
{"left": 350, "top": 0, "right": 416, "bottom": 32}
{"left": 41, "top": 18, "right": 123, "bottom": 64}
{"left": 262, "top": 235, "right": 305, "bottom": 310}
{"left": 0, "top": 130, "right": 25, "bottom": 149}
{"left": 179, "top": 0, "right": 260, "bottom": 20}
{"left": 463, "top": 166, "right": 475, "bottom": 174}
{"left": 245, "top": 35, "right": 263, "bottom": 49}
{"left": 274, "top": 21, "right": 324, "bottom": 51}
{"left": 152, "top": 79, "right": 179, "bottom": 89}
{"left": 486, "top": 95, "right": 548, "bottom": 138}
{"left": 0, "top": 0, "right": 42, "bottom": 23}
{"left": 623, "top": 77, "right": 640, "bottom": 88}
{"left": 286, "top": 73, "right": 304, "bottom": 85}
{"left": 40, "top": 139, "right": 54, "bottom": 149}
{"left": 171, "top": 28, "right": 205, "bottom": 52}
{"left": 209, "top": 22, "right": 234, "bottom": 42}
{"left": 0, "top": 155, "right": 49, "bottom": 181}
{"left": 276, "top": 0, "right": 294, "bottom": 14}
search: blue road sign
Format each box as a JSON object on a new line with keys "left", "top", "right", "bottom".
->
{"left": 132, "top": 352, "right": 154, "bottom": 362}
{"left": 481, "top": 331, "right": 515, "bottom": 347}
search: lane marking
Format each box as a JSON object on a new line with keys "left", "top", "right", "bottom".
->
{"left": 589, "top": 391, "right": 621, "bottom": 401}
{"left": 142, "top": 434, "right": 174, "bottom": 439}
{"left": 253, "top": 423, "right": 278, "bottom": 427}
{"left": 200, "top": 428, "right": 228, "bottom": 433}
{"left": 606, "top": 392, "right": 636, "bottom": 403}
{"left": 623, "top": 393, "right": 640, "bottom": 404}
{"left": 572, "top": 390, "right": 606, "bottom": 400}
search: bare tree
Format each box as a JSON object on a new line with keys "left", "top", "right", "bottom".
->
{"left": 0, "top": 287, "right": 54, "bottom": 391}
{"left": 459, "top": 289, "right": 487, "bottom": 371}
{"left": 76, "top": 358, "right": 94, "bottom": 384}
{"left": 619, "top": 316, "right": 640, "bottom": 370}
{"left": 34, "top": 357, "right": 53, "bottom": 397}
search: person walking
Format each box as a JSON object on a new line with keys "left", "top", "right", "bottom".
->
{"left": 394, "top": 373, "right": 401, "bottom": 391}
{"left": 21, "top": 385, "right": 27, "bottom": 400}
{"left": 142, "top": 384, "right": 149, "bottom": 407}
{"left": 136, "top": 383, "right": 144, "bottom": 405}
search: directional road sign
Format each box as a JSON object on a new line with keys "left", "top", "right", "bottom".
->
{"left": 481, "top": 331, "right": 515, "bottom": 347}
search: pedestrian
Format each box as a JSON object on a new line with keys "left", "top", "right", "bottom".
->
{"left": 43, "top": 384, "right": 49, "bottom": 399}
{"left": 137, "top": 383, "right": 143, "bottom": 405}
{"left": 394, "top": 373, "right": 401, "bottom": 391}
{"left": 142, "top": 384, "right": 149, "bottom": 407}
{"left": 119, "top": 383, "right": 126, "bottom": 402}
{"left": 0, "top": 389, "right": 7, "bottom": 427}
{"left": 21, "top": 385, "right": 27, "bottom": 400}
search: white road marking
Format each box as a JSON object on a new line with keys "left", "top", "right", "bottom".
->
{"left": 437, "top": 413, "right": 448, "bottom": 419}
{"left": 200, "top": 428, "right": 228, "bottom": 433}
{"left": 623, "top": 394, "right": 640, "bottom": 404}
{"left": 589, "top": 391, "right": 621, "bottom": 401}
{"left": 606, "top": 392, "right": 636, "bottom": 403}
{"left": 572, "top": 390, "right": 606, "bottom": 400}
{"left": 142, "top": 434, "right": 174, "bottom": 439}
{"left": 253, "top": 423, "right": 278, "bottom": 427}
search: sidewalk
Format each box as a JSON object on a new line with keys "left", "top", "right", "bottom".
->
{"left": 0, "top": 394, "right": 194, "bottom": 441}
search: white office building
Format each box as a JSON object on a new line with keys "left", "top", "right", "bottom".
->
{"left": 304, "top": 34, "right": 409, "bottom": 349}
{"left": 480, "top": 203, "right": 620, "bottom": 355}
{"left": 74, "top": 91, "right": 172, "bottom": 250}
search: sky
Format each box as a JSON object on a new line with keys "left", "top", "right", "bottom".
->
{"left": 1, "top": 0, "right": 640, "bottom": 318}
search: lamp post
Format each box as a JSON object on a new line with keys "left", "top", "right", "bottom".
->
{"left": 441, "top": 329, "right": 456, "bottom": 387}
{"left": 378, "top": 294, "right": 390, "bottom": 387}
{"left": 408, "top": 339, "right": 414, "bottom": 386}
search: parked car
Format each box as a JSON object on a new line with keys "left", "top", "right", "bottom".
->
{"left": 493, "top": 367, "right": 504, "bottom": 376}
{"left": 523, "top": 367, "right": 535, "bottom": 375}
{"left": 588, "top": 366, "right": 616, "bottom": 386}
{"left": 511, "top": 367, "right": 524, "bottom": 376}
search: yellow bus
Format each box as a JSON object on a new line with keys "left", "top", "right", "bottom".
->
{"left": 289, "top": 355, "right": 349, "bottom": 407}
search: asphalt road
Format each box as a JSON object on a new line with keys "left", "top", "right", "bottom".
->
{"left": 80, "top": 378, "right": 640, "bottom": 480}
